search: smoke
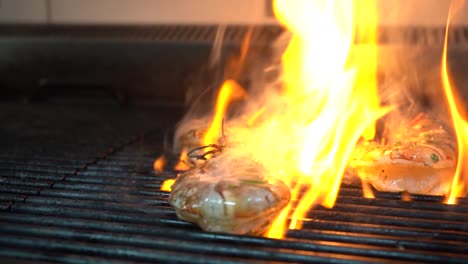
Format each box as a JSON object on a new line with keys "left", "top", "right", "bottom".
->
{"left": 172, "top": 26, "right": 280, "bottom": 153}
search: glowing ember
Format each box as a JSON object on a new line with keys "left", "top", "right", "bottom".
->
{"left": 401, "top": 192, "right": 412, "bottom": 202}
{"left": 203, "top": 80, "right": 247, "bottom": 145}
{"left": 441, "top": 0, "right": 468, "bottom": 204}
{"left": 161, "top": 179, "right": 175, "bottom": 192}
{"left": 174, "top": 148, "right": 190, "bottom": 171}
{"left": 153, "top": 155, "right": 166, "bottom": 173}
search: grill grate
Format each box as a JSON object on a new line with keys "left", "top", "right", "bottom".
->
{"left": 1, "top": 103, "right": 468, "bottom": 263}
{"left": 2, "top": 25, "right": 468, "bottom": 45}
{"left": 0, "top": 25, "right": 284, "bottom": 44}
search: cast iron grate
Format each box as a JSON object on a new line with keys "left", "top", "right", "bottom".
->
{"left": 1, "top": 103, "right": 468, "bottom": 263}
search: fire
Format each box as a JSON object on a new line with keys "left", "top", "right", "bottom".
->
{"left": 442, "top": 0, "right": 468, "bottom": 204}
{"left": 161, "top": 179, "right": 175, "bottom": 192}
{"left": 361, "top": 180, "right": 375, "bottom": 199}
{"left": 264, "top": 0, "right": 389, "bottom": 238}
{"left": 166, "top": 0, "right": 468, "bottom": 238}
{"left": 155, "top": 155, "right": 175, "bottom": 192}
{"left": 203, "top": 80, "right": 247, "bottom": 145}
{"left": 153, "top": 155, "right": 166, "bottom": 173}
{"left": 174, "top": 148, "right": 190, "bottom": 171}
{"left": 353, "top": 1, "right": 380, "bottom": 141}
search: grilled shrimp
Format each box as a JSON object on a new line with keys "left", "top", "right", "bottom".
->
{"left": 350, "top": 113, "right": 456, "bottom": 195}
{"left": 169, "top": 151, "right": 290, "bottom": 235}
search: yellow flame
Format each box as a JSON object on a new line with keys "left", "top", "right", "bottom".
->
{"left": 266, "top": 202, "right": 292, "bottom": 238}
{"left": 203, "top": 80, "right": 247, "bottom": 145}
{"left": 161, "top": 179, "right": 175, "bottom": 192}
{"left": 442, "top": 0, "right": 468, "bottom": 204}
{"left": 153, "top": 155, "right": 166, "bottom": 173}
{"left": 174, "top": 149, "right": 190, "bottom": 171}
{"left": 354, "top": 1, "right": 380, "bottom": 141}
{"left": 266, "top": 0, "right": 389, "bottom": 238}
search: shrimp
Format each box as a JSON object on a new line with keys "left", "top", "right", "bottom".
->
{"left": 168, "top": 139, "right": 290, "bottom": 235}
{"left": 350, "top": 113, "right": 457, "bottom": 195}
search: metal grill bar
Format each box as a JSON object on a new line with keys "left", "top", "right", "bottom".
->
{"left": 2, "top": 25, "right": 468, "bottom": 46}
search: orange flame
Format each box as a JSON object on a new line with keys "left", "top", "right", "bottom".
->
{"left": 153, "top": 155, "right": 166, "bottom": 173}
{"left": 203, "top": 80, "right": 247, "bottom": 145}
{"left": 173, "top": 149, "right": 190, "bottom": 171}
{"left": 442, "top": 0, "right": 467, "bottom": 204}
{"left": 361, "top": 180, "right": 375, "bottom": 199}
{"left": 401, "top": 192, "right": 412, "bottom": 202}
{"left": 266, "top": 0, "right": 389, "bottom": 238}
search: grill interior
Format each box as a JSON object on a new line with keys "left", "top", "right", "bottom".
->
{"left": 1, "top": 25, "right": 468, "bottom": 263}
{"left": 1, "top": 101, "right": 468, "bottom": 264}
